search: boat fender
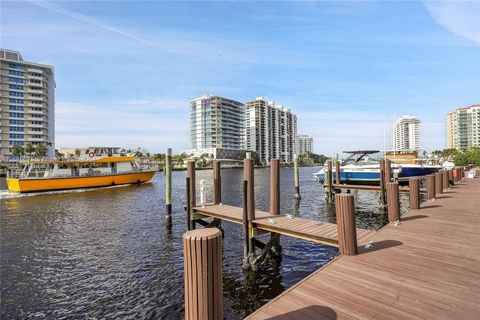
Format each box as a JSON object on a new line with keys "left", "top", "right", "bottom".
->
{"left": 89, "top": 152, "right": 95, "bottom": 158}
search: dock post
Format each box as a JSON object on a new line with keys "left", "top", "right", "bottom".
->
{"left": 442, "top": 170, "right": 449, "bottom": 191}
{"left": 379, "top": 160, "right": 387, "bottom": 208}
{"left": 435, "top": 172, "right": 443, "bottom": 195}
{"left": 183, "top": 228, "right": 223, "bottom": 320}
{"left": 165, "top": 148, "right": 172, "bottom": 227}
{"left": 409, "top": 177, "right": 420, "bottom": 210}
{"left": 335, "top": 160, "right": 341, "bottom": 185}
{"left": 448, "top": 169, "right": 454, "bottom": 186}
{"left": 187, "top": 160, "right": 196, "bottom": 230}
{"left": 335, "top": 194, "right": 358, "bottom": 256}
{"left": 270, "top": 159, "right": 280, "bottom": 215}
{"left": 327, "top": 160, "right": 333, "bottom": 203}
{"left": 213, "top": 160, "right": 221, "bottom": 204}
{"left": 186, "top": 177, "right": 191, "bottom": 231}
{"left": 426, "top": 174, "right": 436, "bottom": 200}
{"left": 294, "top": 154, "right": 301, "bottom": 200}
{"left": 244, "top": 154, "right": 255, "bottom": 255}
{"left": 384, "top": 159, "right": 392, "bottom": 184}
{"left": 387, "top": 182, "right": 400, "bottom": 222}
{"left": 242, "top": 180, "right": 249, "bottom": 260}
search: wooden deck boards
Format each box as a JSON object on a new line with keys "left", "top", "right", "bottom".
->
{"left": 192, "top": 204, "right": 376, "bottom": 246}
{"left": 247, "top": 178, "right": 480, "bottom": 319}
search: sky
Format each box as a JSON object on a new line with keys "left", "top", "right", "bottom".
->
{"left": 1, "top": 0, "right": 479, "bottom": 155}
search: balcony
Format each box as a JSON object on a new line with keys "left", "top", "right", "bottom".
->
{"left": 27, "top": 89, "right": 43, "bottom": 94}
{"left": 27, "top": 102, "right": 44, "bottom": 107}
{"left": 26, "top": 110, "right": 44, "bottom": 115}
{"left": 28, "top": 96, "right": 45, "bottom": 102}
{"left": 27, "top": 82, "right": 43, "bottom": 88}
{"left": 28, "top": 130, "right": 44, "bottom": 135}
{"left": 29, "top": 124, "right": 45, "bottom": 128}
{"left": 26, "top": 117, "right": 45, "bottom": 121}
{"left": 27, "top": 137, "right": 44, "bottom": 142}
{"left": 27, "top": 75, "right": 43, "bottom": 81}
{"left": 27, "top": 68, "right": 43, "bottom": 74}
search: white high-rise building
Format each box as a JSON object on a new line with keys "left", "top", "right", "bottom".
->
{"left": 446, "top": 105, "right": 480, "bottom": 150}
{"left": 186, "top": 94, "right": 245, "bottom": 160}
{"left": 392, "top": 115, "right": 420, "bottom": 151}
{"left": 298, "top": 134, "right": 313, "bottom": 156}
{"left": 245, "top": 97, "right": 297, "bottom": 165}
{"left": 0, "top": 49, "right": 55, "bottom": 160}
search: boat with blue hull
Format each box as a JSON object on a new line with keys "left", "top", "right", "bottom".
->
{"left": 313, "top": 150, "right": 442, "bottom": 185}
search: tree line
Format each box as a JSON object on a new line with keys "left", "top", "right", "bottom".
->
{"left": 431, "top": 147, "right": 480, "bottom": 166}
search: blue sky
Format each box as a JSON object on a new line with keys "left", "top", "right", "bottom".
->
{"left": 2, "top": 0, "right": 479, "bottom": 155}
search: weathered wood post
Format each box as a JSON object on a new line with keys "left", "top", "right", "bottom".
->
{"left": 409, "top": 177, "right": 420, "bottom": 210}
{"left": 384, "top": 159, "right": 392, "bottom": 184}
{"left": 335, "top": 160, "right": 341, "bottom": 185}
{"left": 335, "top": 194, "right": 357, "bottom": 256}
{"left": 327, "top": 160, "right": 333, "bottom": 203}
{"left": 242, "top": 180, "right": 249, "bottom": 259}
{"left": 187, "top": 160, "right": 196, "bottom": 230}
{"left": 165, "top": 148, "right": 172, "bottom": 226}
{"left": 183, "top": 228, "right": 223, "bottom": 320}
{"left": 270, "top": 159, "right": 280, "bottom": 215}
{"left": 435, "top": 172, "right": 443, "bottom": 195}
{"left": 426, "top": 174, "right": 436, "bottom": 200}
{"left": 448, "top": 169, "right": 454, "bottom": 186}
{"left": 213, "top": 160, "right": 221, "bottom": 205}
{"left": 244, "top": 153, "right": 255, "bottom": 255}
{"left": 442, "top": 170, "right": 449, "bottom": 191}
{"left": 387, "top": 182, "right": 400, "bottom": 222}
{"left": 379, "top": 160, "right": 387, "bottom": 207}
{"left": 186, "top": 177, "right": 192, "bottom": 231}
{"left": 293, "top": 154, "right": 301, "bottom": 200}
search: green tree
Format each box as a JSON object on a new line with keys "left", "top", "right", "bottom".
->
{"left": 25, "top": 143, "right": 35, "bottom": 157}
{"left": 55, "top": 150, "right": 65, "bottom": 160}
{"left": 11, "top": 144, "right": 24, "bottom": 157}
{"left": 34, "top": 144, "right": 47, "bottom": 157}
{"left": 74, "top": 149, "right": 81, "bottom": 158}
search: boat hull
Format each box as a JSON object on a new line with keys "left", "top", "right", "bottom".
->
{"left": 6, "top": 171, "right": 156, "bottom": 193}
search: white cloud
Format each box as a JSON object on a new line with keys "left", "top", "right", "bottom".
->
{"left": 423, "top": 0, "right": 480, "bottom": 44}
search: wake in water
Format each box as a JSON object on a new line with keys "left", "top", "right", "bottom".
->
{"left": 0, "top": 181, "right": 153, "bottom": 200}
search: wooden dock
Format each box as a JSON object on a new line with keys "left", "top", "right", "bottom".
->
{"left": 193, "top": 204, "right": 376, "bottom": 247}
{"left": 247, "top": 177, "right": 480, "bottom": 319}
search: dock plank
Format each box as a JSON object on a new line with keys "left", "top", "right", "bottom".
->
{"left": 247, "top": 178, "right": 480, "bottom": 319}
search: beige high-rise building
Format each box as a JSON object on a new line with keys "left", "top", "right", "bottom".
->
{"left": 298, "top": 134, "right": 313, "bottom": 156}
{"left": 446, "top": 104, "right": 480, "bottom": 150}
{"left": 392, "top": 115, "right": 420, "bottom": 152}
{"left": 245, "top": 97, "right": 297, "bottom": 165}
{"left": 0, "top": 49, "right": 55, "bottom": 160}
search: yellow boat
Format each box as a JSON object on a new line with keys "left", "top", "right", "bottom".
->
{"left": 6, "top": 154, "right": 156, "bottom": 193}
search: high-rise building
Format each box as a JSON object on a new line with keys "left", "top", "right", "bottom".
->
{"left": 392, "top": 115, "right": 420, "bottom": 151}
{"left": 245, "top": 97, "right": 297, "bottom": 165}
{"left": 1, "top": 49, "right": 55, "bottom": 160}
{"left": 298, "top": 134, "right": 313, "bottom": 156}
{"left": 446, "top": 105, "right": 480, "bottom": 150}
{"left": 186, "top": 94, "right": 245, "bottom": 159}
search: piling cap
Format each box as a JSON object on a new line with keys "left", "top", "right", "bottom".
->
{"left": 183, "top": 228, "right": 222, "bottom": 240}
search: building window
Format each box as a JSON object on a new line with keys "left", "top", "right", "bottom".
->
{"left": 9, "top": 91, "right": 24, "bottom": 97}
{"left": 9, "top": 112, "right": 24, "bottom": 118}
{"left": 9, "top": 119, "right": 24, "bottom": 125}
{"left": 10, "top": 141, "right": 24, "bottom": 146}
{"left": 8, "top": 77, "right": 24, "bottom": 84}
{"left": 9, "top": 70, "right": 24, "bottom": 76}
{"left": 9, "top": 133, "right": 24, "bottom": 139}
{"left": 9, "top": 84, "right": 24, "bottom": 90}
{"left": 9, "top": 126, "right": 24, "bottom": 132}
{"left": 9, "top": 105, "right": 24, "bottom": 111}
{"left": 9, "top": 63, "right": 24, "bottom": 70}
{"left": 9, "top": 98, "right": 24, "bottom": 104}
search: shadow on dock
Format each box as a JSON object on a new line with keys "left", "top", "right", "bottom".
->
{"left": 358, "top": 239, "right": 403, "bottom": 255}
{"left": 264, "top": 305, "right": 337, "bottom": 319}
{"left": 401, "top": 214, "right": 428, "bottom": 221}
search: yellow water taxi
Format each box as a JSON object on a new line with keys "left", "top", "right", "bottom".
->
{"left": 6, "top": 149, "right": 156, "bottom": 193}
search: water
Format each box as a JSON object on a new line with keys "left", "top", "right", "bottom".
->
{"left": 0, "top": 167, "right": 409, "bottom": 319}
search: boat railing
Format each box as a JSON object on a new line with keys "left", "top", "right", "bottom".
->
{"left": 11, "top": 167, "right": 154, "bottom": 179}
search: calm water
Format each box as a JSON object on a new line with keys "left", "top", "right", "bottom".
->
{"left": 0, "top": 167, "right": 409, "bottom": 319}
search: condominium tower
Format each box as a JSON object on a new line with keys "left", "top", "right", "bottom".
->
{"left": 245, "top": 97, "right": 298, "bottom": 165}
{"left": 446, "top": 105, "right": 480, "bottom": 150}
{"left": 187, "top": 94, "right": 245, "bottom": 159}
{"left": 392, "top": 115, "right": 420, "bottom": 151}
{"left": 298, "top": 134, "right": 313, "bottom": 156}
{"left": 0, "top": 49, "right": 55, "bottom": 159}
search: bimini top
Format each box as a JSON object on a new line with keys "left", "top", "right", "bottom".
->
{"left": 343, "top": 150, "right": 380, "bottom": 154}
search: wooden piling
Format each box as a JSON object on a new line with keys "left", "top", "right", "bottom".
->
{"left": 335, "top": 194, "right": 357, "bottom": 256}
{"left": 270, "top": 159, "right": 280, "bottom": 215}
{"left": 165, "top": 148, "right": 172, "bottom": 222}
{"left": 213, "top": 161, "right": 221, "bottom": 205}
{"left": 448, "top": 169, "right": 454, "bottom": 186}
{"left": 186, "top": 177, "right": 192, "bottom": 231}
{"left": 327, "top": 160, "right": 333, "bottom": 203}
{"left": 409, "top": 177, "right": 420, "bottom": 210}
{"left": 183, "top": 228, "right": 223, "bottom": 320}
{"left": 384, "top": 159, "right": 392, "bottom": 185}
{"left": 426, "top": 174, "right": 436, "bottom": 200}
{"left": 244, "top": 156, "right": 255, "bottom": 254}
{"left": 442, "top": 170, "right": 449, "bottom": 191}
{"left": 242, "top": 180, "right": 249, "bottom": 259}
{"left": 379, "top": 160, "right": 386, "bottom": 207}
{"left": 335, "top": 160, "right": 341, "bottom": 185}
{"left": 387, "top": 182, "right": 400, "bottom": 222}
{"left": 187, "top": 160, "right": 196, "bottom": 230}
{"left": 294, "top": 154, "right": 301, "bottom": 200}
{"left": 435, "top": 172, "right": 443, "bottom": 195}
